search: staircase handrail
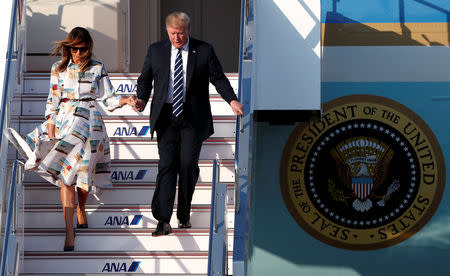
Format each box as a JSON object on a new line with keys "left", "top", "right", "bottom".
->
{"left": 0, "top": 0, "right": 20, "bottom": 160}
{"left": 207, "top": 159, "right": 228, "bottom": 276}
{"left": 234, "top": 0, "right": 247, "bottom": 217}
{"left": 0, "top": 1, "right": 24, "bottom": 275}
{"left": 0, "top": 160, "right": 24, "bottom": 276}
{"left": 233, "top": 0, "right": 251, "bottom": 275}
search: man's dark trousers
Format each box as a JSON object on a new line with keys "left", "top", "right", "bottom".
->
{"left": 151, "top": 103, "right": 202, "bottom": 224}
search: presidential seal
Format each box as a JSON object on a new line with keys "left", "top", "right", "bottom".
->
{"left": 280, "top": 95, "right": 445, "bottom": 250}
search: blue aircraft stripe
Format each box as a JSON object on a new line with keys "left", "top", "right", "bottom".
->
{"left": 322, "top": 0, "right": 450, "bottom": 23}
{"left": 130, "top": 215, "right": 143, "bottom": 225}
{"left": 135, "top": 170, "right": 147, "bottom": 180}
{"left": 138, "top": 126, "right": 150, "bottom": 136}
{"left": 128, "top": 261, "right": 140, "bottom": 272}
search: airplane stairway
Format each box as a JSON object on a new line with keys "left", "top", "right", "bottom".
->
{"left": 7, "top": 73, "right": 238, "bottom": 275}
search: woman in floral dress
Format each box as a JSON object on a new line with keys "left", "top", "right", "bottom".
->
{"left": 7, "top": 27, "right": 133, "bottom": 251}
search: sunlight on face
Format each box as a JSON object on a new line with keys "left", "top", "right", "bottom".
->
{"left": 167, "top": 25, "right": 189, "bottom": 48}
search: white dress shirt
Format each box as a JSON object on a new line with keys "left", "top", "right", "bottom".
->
{"left": 167, "top": 40, "right": 189, "bottom": 103}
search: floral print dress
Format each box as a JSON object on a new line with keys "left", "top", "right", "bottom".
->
{"left": 20, "top": 59, "right": 121, "bottom": 192}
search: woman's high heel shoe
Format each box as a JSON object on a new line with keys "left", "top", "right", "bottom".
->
{"left": 77, "top": 223, "right": 88, "bottom": 228}
{"left": 77, "top": 209, "right": 88, "bottom": 228}
{"left": 63, "top": 229, "right": 76, "bottom": 251}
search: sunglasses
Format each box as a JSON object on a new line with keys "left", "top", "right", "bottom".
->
{"left": 70, "top": 46, "right": 88, "bottom": 52}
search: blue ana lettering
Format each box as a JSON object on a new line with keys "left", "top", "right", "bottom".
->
{"left": 113, "top": 126, "right": 150, "bottom": 137}
{"left": 113, "top": 127, "right": 139, "bottom": 136}
{"left": 104, "top": 216, "right": 130, "bottom": 226}
{"left": 116, "top": 84, "right": 137, "bottom": 93}
{"left": 102, "top": 261, "right": 140, "bottom": 272}
{"left": 111, "top": 171, "right": 134, "bottom": 181}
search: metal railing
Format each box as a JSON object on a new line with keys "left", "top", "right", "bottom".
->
{"left": 207, "top": 159, "right": 228, "bottom": 276}
{"left": 1, "top": 0, "right": 23, "bottom": 220}
{"left": 0, "top": 160, "right": 24, "bottom": 276}
{"left": 0, "top": 0, "right": 20, "bottom": 163}
{"left": 0, "top": 1, "right": 25, "bottom": 275}
{"left": 232, "top": 0, "right": 253, "bottom": 275}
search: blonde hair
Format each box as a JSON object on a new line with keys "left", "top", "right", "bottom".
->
{"left": 165, "top": 12, "right": 190, "bottom": 30}
{"left": 51, "top": 27, "right": 93, "bottom": 74}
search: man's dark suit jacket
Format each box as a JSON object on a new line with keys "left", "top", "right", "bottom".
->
{"left": 136, "top": 37, "right": 238, "bottom": 141}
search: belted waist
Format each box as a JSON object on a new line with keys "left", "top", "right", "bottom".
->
{"left": 60, "top": 98, "right": 96, "bottom": 103}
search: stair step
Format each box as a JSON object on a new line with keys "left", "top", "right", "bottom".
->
{"left": 23, "top": 72, "right": 238, "bottom": 96}
{"left": 7, "top": 137, "right": 235, "bottom": 160}
{"left": 24, "top": 229, "right": 233, "bottom": 252}
{"left": 13, "top": 115, "right": 237, "bottom": 138}
{"left": 23, "top": 251, "right": 232, "bottom": 274}
{"left": 22, "top": 159, "right": 236, "bottom": 183}
{"left": 24, "top": 182, "right": 235, "bottom": 205}
{"left": 24, "top": 205, "right": 235, "bottom": 229}
{"left": 112, "top": 138, "right": 235, "bottom": 160}
{"left": 22, "top": 274, "right": 208, "bottom": 276}
{"left": 13, "top": 94, "right": 236, "bottom": 117}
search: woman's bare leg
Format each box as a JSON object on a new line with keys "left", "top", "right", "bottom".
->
{"left": 60, "top": 183, "right": 76, "bottom": 249}
{"left": 76, "top": 187, "right": 89, "bottom": 226}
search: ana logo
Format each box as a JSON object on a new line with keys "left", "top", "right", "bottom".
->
{"left": 113, "top": 126, "right": 150, "bottom": 136}
{"left": 101, "top": 261, "right": 140, "bottom": 272}
{"left": 104, "top": 215, "right": 143, "bottom": 226}
{"left": 280, "top": 95, "right": 445, "bottom": 250}
{"left": 111, "top": 170, "right": 147, "bottom": 181}
{"left": 115, "top": 83, "right": 137, "bottom": 93}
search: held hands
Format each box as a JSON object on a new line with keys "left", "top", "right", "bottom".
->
{"left": 230, "top": 100, "right": 244, "bottom": 116}
{"left": 126, "top": 95, "right": 145, "bottom": 112}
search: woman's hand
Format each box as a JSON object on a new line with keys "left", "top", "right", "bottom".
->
{"left": 119, "top": 96, "right": 130, "bottom": 107}
{"left": 120, "top": 95, "right": 140, "bottom": 109}
{"left": 127, "top": 95, "right": 137, "bottom": 107}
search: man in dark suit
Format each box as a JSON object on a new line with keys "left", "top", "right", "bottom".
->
{"left": 132, "top": 12, "right": 243, "bottom": 236}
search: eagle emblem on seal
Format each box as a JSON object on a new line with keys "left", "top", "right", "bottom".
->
{"left": 330, "top": 137, "right": 395, "bottom": 212}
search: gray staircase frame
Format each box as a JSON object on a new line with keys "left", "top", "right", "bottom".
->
{"left": 1, "top": 160, "right": 24, "bottom": 276}
{"left": 207, "top": 160, "right": 228, "bottom": 276}
{"left": 233, "top": 0, "right": 252, "bottom": 275}
{"left": 1, "top": 1, "right": 25, "bottom": 275}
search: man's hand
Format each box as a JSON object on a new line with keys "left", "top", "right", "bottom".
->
{"left": 230, "top": 100, "right": 244, "bottom": 116}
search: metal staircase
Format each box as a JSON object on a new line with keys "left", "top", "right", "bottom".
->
{"left": 1, "top": 1, "right": 241, "bottom": 274}
{"left": 8, "top": 74, "right": 238, "bottom": 275}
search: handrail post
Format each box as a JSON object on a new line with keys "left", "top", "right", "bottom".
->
{"left": 207, "top": 160, "right": 218, "bottom": 276}
{"left": 1, "top": 160, "right": 22, "bottom": 276}
{"left": 234, "top": 116, "right": 241, "bottom": 215}
{"left": 208, "top": 160, "right": 228, "bottom": 276}
{"left": 214, "top": 160, "right": 221, "bottom": 233}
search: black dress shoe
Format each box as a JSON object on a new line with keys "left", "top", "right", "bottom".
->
{"left": 77, "top": 223, "right": 88, "bottom": 228}
{"left": 178, "top": 221, "right": 192, "bottom": 229}
{"left": 152, "top": 222, "right": 172, "bottom": 236}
